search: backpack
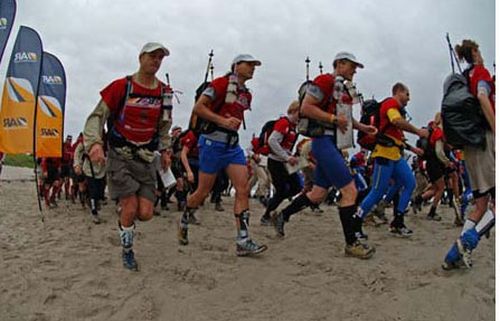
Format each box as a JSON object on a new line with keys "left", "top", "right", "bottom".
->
{"left": 256, "top": 118, "right": 280, "bottom": 155}
{"left": 356, "top": 98, "right": 395, "bottom": 150}
{"left": 441, "top": 69, "right": 487, "bottom": 149}
{"left": 296, "top": 79, "right": 333, "bottom": 137}
{"left": 171, "top": 129, "right": 190, "bottom": 155}
{"left": 415, "top": 126, "right": 434, "bottom": 160}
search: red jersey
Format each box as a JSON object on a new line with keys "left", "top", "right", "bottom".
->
{"left": 272, "top": 117, "right": 297, "bottom": 152}
{"left": 101, "top": 77, "right": 165, "bottom": 144}
{"left": 467, "top": 65, "right": 495, "bottom": 113}
{"left": 180, "top": 130, "right": 199, "bottom": 159}
{"left": 312, "top": 74, "right": 353, "bottom": 114}
{"left": 62, "top": 141, "right": 74, "bottom": 164}
{"left": 208, "top": 76, "right": 252, "bottom": 130}
{"left": 379, "top": 97, "right": 404, "bottom": 141}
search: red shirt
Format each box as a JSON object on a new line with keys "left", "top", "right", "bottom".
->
{"left": 101, "top": 77, "right": 165, "bottom": 143}
{"left": 312, "top": 74, "right": 353, "bottom": 114}
{"left": 272, "top": 117, "right": 297, "bottom": 152}
{"left": 208, "top": 76, "right": 252, "bottom": 130}
{"left": 62, "top": 141, "right": 74, "bottom": 164}
{"left": 429, "top": 127, "right": 444, "bottom": 148}
{"left": 467, "top": 65, "right": 495, "bottom": 113}
{"left": 180, "top": 130, "right": 199, "bottom": 158}
{"left": 379, "top": 97, "right": 404, "bottom": 141}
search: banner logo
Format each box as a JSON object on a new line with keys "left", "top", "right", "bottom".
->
{"left": 3, "top": 117, "right": 27, "bottom": 128}
{"left": 14, "top": 51, "right": 38, "bottom": 63}
{"left": 41, "top": 128, "right": 59, "bottom": 137}
{"left": 42, "top": 75, "right": 63, "bottom": 85}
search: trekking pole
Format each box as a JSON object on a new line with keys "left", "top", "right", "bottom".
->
{"left": 204, "top": 49, "right": 214, "bottom": 83}
{"left": 319, "top": 61, "right": 323, "bottom": 75}
{"left": 210, "top": 61, "right": 214, "bottom": 81}
{"left": 446, "top": 33, "right": 462, "bottom": 74}
{"left": 305, "top": 56, "right": 311, "bottom": 81}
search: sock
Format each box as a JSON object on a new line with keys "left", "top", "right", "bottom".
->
{"left": 282, "top": 193, "right": 314, "bottom": 222}
{"left": 461, "top": 219, "right": 477, "bottom": 236}
{"left": 235, "top": 209, "right": 250, "bottom": 241}
{"left": 339, "top": 205, "right": 357, "bottom": 245}
{"left": 90, "top": 198, "right": 98, "bottom": 215}
{"left": 119, "top": 224, "right": 135, "bottom": 252}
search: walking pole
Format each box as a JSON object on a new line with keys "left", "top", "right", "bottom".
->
{"left": 305, "top": 56, "right": 311, "bottom": 81}
{"left": 319, "top": 61, "right": 323, "bottom": 75}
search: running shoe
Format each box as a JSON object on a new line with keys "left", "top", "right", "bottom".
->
{"left": 272, "top": 212, "right": 285, "bottom": 238}
{"left": 236, "top": 239, "right": 268, "bottom": 256}
{"left": 426, "top": 213, "right": 442, "bottom": 221}
{"left": 91, "top": 213, "right": 101, "bottom": 224}
{"left": 122, "top": 249, "right": 138, "bottom": 271}
{"left": 456, "top": 238, "right": 473, "bottom": 269}
{"left": 177, "top": 222, "right": 189, "bottom": 245}
{"left": 345, "top": 240, "right": 375, "bottom": 259}
{"left": 215, "top": 202, "right": 224, "bottom": 212}
{"left": 260, "top": 215, "right": 272, "bottom": 226}
{"left": 389, "top": 224, "right": 413, "bottom": 237}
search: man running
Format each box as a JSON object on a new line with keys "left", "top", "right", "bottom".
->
{"left": 177, "top": 54, "right": 267, "bottom": 256}
{"left": 83, "top": 42, "right": 172, "bottom": 271}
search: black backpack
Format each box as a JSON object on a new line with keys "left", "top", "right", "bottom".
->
{"left": 441, "top": 69, "right": 487, "bottom": 149}
{"left": 415, "top": 126, "right": 434, "bottom": 159}
{"left": 356, "top": 98, "right": 395, "bottom": 150}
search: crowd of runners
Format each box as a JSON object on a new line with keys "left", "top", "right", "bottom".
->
{"left": 28, "top": 38, "right": 494, "bottom": 272}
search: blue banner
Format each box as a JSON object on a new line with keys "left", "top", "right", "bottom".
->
{"left": 0, "top": 0, "right": 16, "bottom": 64}
{"left": 36, "top": 52, "right": 66, "bottom": 157}
{"left": 0, "top": 25, "right": 43, "bottom": 154}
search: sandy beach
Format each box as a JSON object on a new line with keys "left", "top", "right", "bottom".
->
{"left": 0, "top": 166, "right": 495, "bottom": 321}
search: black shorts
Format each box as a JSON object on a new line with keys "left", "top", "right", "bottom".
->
{"left": 426, "top": 159, "right": 445, "bottom": 183}
{"left": 44, "top": 167, "right": 60, "bottom": 185}
{"left": 60, "top": 164, "right": 71, "bottom": 178}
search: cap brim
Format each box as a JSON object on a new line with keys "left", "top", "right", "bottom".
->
{"left": 142, "top": 46, "right": 170, "bottom": 56}
{"left": 244, "top": 60, "right": 261, "bottom": 66}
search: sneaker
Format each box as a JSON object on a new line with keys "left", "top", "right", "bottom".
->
{"left": 441, "top": 260, "right": 460, "bottom": 270}
{"left": 345, "top": 240, "right": 375, "bottom": 259}
{"left": 122, "top": 250, "right": 138, "bottom": 271}
{"left": 426, "top": 214, "right": 442, "bottom": 221}
{"left": 236, "top": 239, "right": 268, "bottom": 256}
{"left": 177, "top": 223, "right": 189, "bottom": 245}
{"left": 260, "top": 215, "right": 272, "bottom": 226}
{"left": 215, "top": 202, "right": 224, "bottom": 212}
{"left": 91, "top": 213, "right": 101, "bottom": 224}
{"left": 389, "top": 224, "right": 413, "bottom": 238}
{"left": 272, "top": 212, "right": 285, "bottom": 238}
{"left": 188, "top": 212, "right": 200, "bottom": 225}
{"left": 456, "top": 238, "right": 473, "bottom": 269}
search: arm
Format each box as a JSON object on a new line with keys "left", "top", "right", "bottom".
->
{"left": 268, "top": 131, "right": 292, "bottom": 163}
{"left": 434, "top": 140, "right": 452, "bottom": 167}
{"left": 301, "top": 94, "right": 340, "bottom": 125}
{"left": 388, "top": 108, "right": 428, "bottom": 138}
{"left": 477, "top": 90, "right": 495, "bottom": 134}
{"left": 83, "top": 100, "right": 110, "bottom": 164}
{"left": 180, "top": 145, "right": 194, "bottom": 183}
{"left": 193, "top": 95, "right": 240, "bottom": 131}
{"left": 353, "top": 118, "right": 377, "bottom": 135}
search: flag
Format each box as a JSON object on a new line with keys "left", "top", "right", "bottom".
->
{"left": 0, "top": 26, "right": 43, "bottom": 154}
{"left": 0, "top": 0, "right": 16, "bottom": 64}
{"left": 35, "top": 52, "right": 66, "bottom": 157}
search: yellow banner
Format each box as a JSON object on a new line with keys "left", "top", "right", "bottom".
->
{"left": 0, "top": 77, "right": 36, "bottom": 153}
{"left": 35, "top": 95, "right": 63, "bottom": 157}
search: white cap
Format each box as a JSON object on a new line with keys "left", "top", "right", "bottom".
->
{"left": 333, "top": 51, "right": 364, "bottom": 68}
{"left": 231, "top": 54, "right": 262, "bottom": 66}
{"left": 140, "top": 42, "right": 170, "bottom": 56}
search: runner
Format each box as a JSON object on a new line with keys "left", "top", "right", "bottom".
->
{"left": 353, "top": 82, "right": 428, "bottom": 239}
{"left": 83, "top": 42, "right": 172, "bottom": 271}
{"left": 442, "top": 39, "right": 495, "bottom": 269}
{"left": 177, "top": 54, "right": 268, "bottom": 256}
{"left": 272, "top": 51, "right": 377, "bottom": 259}
{"left": 259, "top": 100, "right": 301, "bottom": 225}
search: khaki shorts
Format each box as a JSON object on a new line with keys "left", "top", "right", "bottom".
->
{"left": 464, "top": 130, "right": 495, "bottom": 194}
{"left": 106, "top": 149, "right": 157, "bottom": 202}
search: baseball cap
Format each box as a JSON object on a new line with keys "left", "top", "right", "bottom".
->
{"left": 140, "top": 42, "right": 170, "bottom": 56}
{"left": 333, "top": 51, "right": 364, "bottom": 68}
{"left": 231, "top": 54, "right": 262, "bottom": 66}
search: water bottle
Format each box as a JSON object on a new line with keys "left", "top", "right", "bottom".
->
{"left": 225, "top": 73, "right": 238, "bottom": 104}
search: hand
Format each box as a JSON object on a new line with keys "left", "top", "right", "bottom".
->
{"left": 89, "top": 144, "right": 105, "bottom": 165}
{"left": 253, "top": 154, "right": 261, "bottom": 164}
{"left": 187, "top": 171, "right": 194, "bottom": 183}
{"left": 413, "top": 147, "right": 424, "bottom": 156}
{"left": 74, "top": 165, "right": 82, "bottom": 175}
{"left": 287, "top": 156, "right": 299, "bottom": 166}
{"left": 417, "top": 128, "right": 429, "bottom": 138}
{"left": 220, "top": 116, "right": 241, "bottom": 131}
{"left": 363, "top": 125, "right": 378, "bottom": 136}
{"left": 336, "top": 114, "right": 348, "bottom": 133}
{"left": 161, "top": 150, "right": 171, "bottom": 170}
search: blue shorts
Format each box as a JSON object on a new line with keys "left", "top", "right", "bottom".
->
{"left": 198, "top": 135, "right": 247, "bottom": 174}
{"left": 312, "top": 136, "right": 353, "bottom": 189}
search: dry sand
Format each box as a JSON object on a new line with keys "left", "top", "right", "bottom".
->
{"left": 0, "top": 166, "right": 495, "bottom": 321}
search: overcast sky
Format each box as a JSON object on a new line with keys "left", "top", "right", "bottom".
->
{"left": 3, "top": 0, "right": 496, "bottom": 150}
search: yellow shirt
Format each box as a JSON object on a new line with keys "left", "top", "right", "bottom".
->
{"left": 371, "top": 108, "right": 404, "bottom": 161}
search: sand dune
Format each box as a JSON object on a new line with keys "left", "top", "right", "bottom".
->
{"left": 0, "top": 166, "right": 495, "bottom": 321}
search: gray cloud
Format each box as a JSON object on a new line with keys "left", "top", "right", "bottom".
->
{"left": 5, "top": 0, "right": 495, "bottom": 149}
